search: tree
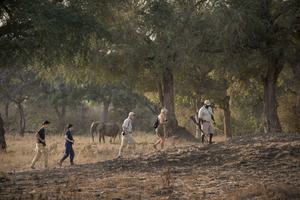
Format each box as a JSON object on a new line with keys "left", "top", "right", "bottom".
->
{"left": 0, "top": 67, "right": 39, "bottom": 135}
{"left": 0, "top": 0, "right": 106, "bottom": 69}
{"left": 213, "top": 0, "right": 300, "bottom": 133}
{"left": 101, "top": 0, "right": 209, "bottom": 135}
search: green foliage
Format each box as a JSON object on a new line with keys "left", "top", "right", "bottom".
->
{"left": 0, "top": 0, "right": 107, "bottom": 68}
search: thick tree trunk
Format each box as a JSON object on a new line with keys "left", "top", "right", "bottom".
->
{"left": 17, "top": 103, "right": 25, "bottom": 136}
{"left": 160, "top": 68, "right": 178, "bottom": 135}
{"left": 293, "top": 64, "right": 300, "bottom": 132}
{"left": 223, "top": 96, "right": 232, "bottom": 139}
{"left": 102, "top": 99, "right": 110, "bottom": 123}
{"left": 0, "top": 113, "right": 7, "bottom": 152}
{"left": 158, "top": 82, "right": 164, "bottom": 107}
{"left": 262, "top": 63, "right": 283, "bottom": 133}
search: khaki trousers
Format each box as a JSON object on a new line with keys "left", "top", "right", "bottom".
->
{"left": 118, "top": 134, "right": 136, "bottom": 157}
{"left": 201, "top": 121, "right": 214, "bottom": 136}
{"left": 31, "top": 143, "right": 48, "bottom": 168}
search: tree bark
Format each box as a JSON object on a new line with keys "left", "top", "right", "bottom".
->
{"left": 54, "top": 105, "right": 66, "bottom": 132}
{"left": 160, "top": 67, "right": 178, "bottom": 135}
{"left": 292, "top": 64, "right": 300, "bottom": 132}
{"left": 223, "top": 95, "right": 232, "bottom": 139}
{"left": 4, "top": 101, "right": 9, "bottom": 130}
{"left": 262, "top": 63, "right": 283, "bottom": 133}
{"left": 0, "top": 113, "right": 6, "bottom": 152}
{"left": 102, "top": 99, "right": 110, "bottom": 123}
{"left": 158, "top": 82, "right": 164, "bottom": 108}
{"left": 17, "top": 103, "right": 25, "bottom": 136}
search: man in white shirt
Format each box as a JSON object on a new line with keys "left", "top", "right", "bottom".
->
{"left": 198, "top": 100, "right": 215, "bottom": 144}
{"left": 117, "top": 112, "right": 136, "bottom": 158}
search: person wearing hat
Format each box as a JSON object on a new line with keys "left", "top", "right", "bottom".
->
{"left": 198, "top": 100, "right": 215, "bottom": 144}
{"left": 153, "top": 108, "right": 168, "bottom": 150}
{"left": 117, "top": 112, "right": 136, "bottom": 158}
{"left": 58, "top": 124, "right": 75, "bottom": 166}
{"left": 30, "top": 120, "right": 50, "bottom": 169}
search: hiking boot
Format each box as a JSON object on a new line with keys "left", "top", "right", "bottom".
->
{"left": 70, "top": 161, "right": 75, "bottom": 166}
{"left": 30, "top": 165, "right": 35, "bottom": 169}
{"left": 57, "top": 161, "right": 62, "bottom": 167}
{"left": 153, "top": 144, "right": 157, "bottom": 150}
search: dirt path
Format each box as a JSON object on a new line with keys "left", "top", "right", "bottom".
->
{"left": 1, "top": 134, "right": 300, "bottom": 200}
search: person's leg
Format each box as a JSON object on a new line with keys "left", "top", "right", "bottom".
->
{"left": 118, "top": 135, "right": 127, "bottom": 157}
{"left": 202, "top": 123, "right": 208, "bottom": 144}
{"left": 42, "top": 146, "right": 48, "bottom": 168}
{"left": 209, "top": 134, "right": 213, "bottom": 144}
{"left": 201, "top": 134, "right": 205, "bottom": 143}
{"left": 160, "top": 138, "right": 165, "bottom": 149}
{"left": 59, "top": 144, "right": 71, "bottom": 165}
{"left": 154, "top": 137, "right": 161, "bottom": 146}
{"left": 31, "top": 144, "right": 42, "bottom": 168}
{"left": 208, "top": 123, "right": 214, "bottom": 144}
{"left": 128, "top": 135, "right": 136, "bottom": 155}
{"left": 69, "top": 146, "right": 75, "bottom": 165}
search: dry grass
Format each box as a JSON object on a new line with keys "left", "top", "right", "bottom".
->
{"left": 0, "top": 132, "right": 201, "bottom": 172}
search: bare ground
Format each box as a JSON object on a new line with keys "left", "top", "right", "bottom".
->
{"left": 0, "top": 133, "right": 300, "bottom": 200}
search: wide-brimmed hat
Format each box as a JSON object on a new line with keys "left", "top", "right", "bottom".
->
{"left": 204, "top": 100, "right": 211, "bottom": 106}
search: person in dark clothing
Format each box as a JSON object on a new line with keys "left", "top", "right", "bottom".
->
{"left": 58, "top": 124, "right": 75, "bottom": 166}
{"left": 31, "top": 120, "right": 50, "bottom": 169}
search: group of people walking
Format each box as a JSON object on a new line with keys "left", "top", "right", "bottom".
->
{"left": 30, "top": 121, "right": 75, "bottom": 169}
{"left": 30, "top": 100, "right": 215, "bottom": 169}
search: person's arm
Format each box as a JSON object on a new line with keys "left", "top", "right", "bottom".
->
{"left": 211, "top": 114, "right": 216, "bottom": 124}
{"left": 65, "top": 135, "right": 74, "bottom": 143}
{"left": 36, "top": 130, "right": 45, "bottom": 144}
{"left": 122, "top": 119, "right": 130, "bottom": 134}
{"left": 65, "top": 132, "right": 74, "bottom": 143}
{"left": 198, "top": 108, "right": 204, "bottom": 124}
{"left": 209, "top": 107, "right": 216, "bottom": 124}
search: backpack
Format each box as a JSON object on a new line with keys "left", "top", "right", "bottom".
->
{"left": 153, "top": 117, "right": 159, "bottom": 129}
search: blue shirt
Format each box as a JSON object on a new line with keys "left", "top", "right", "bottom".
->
{"left": 65, "top": 130, "right": 74, "bottom": 145}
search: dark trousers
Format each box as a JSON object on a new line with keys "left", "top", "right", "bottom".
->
{"left": 60, "top": 143, "right": 75, "bottom": 163}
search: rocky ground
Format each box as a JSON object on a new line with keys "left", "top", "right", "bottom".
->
{"left": 0, "top": 133, "right": 300, "bottom": 200}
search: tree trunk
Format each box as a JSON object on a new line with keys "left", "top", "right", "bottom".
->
{"left": 102, "top": 99, "right": 110, "bottom": 123}
{"left": 54, "top": 105, "right": 66, "bottom": 132}
{"left": 17, "top": 103, "right": 25, "bottom": 136}
{"left": 262, "top": 63, "right": 283, "bottom": 133}
{"left": 158, "top": 82, "right": 164, "bottom": 108}
{"left": 0, "top": 113, "right": 7, "bottom": 152}
{"left": 4, "top": 101, "right": 9, "bottom": 130}
{"left": 223, "top": 96, "right": 232, "bottom": 139}
{"left": 293, "top": 64, "right": 300, "bottom": 132}
{"left": 160, "top": 68, "right": 178, "bottom": 135}
{"left": 296, "top": 94, "right": 300, "bottom": 133}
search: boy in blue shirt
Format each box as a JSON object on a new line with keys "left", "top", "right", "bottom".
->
{"left": 58, "top": 124, "right": 75, "bottom": 166}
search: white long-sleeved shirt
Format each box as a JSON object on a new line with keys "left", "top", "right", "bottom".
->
{"left": 198, "top": 106, "right": 213, "bottom": 122}
{"left": 122, "top": 117, "right": 133, "bottom": 134}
